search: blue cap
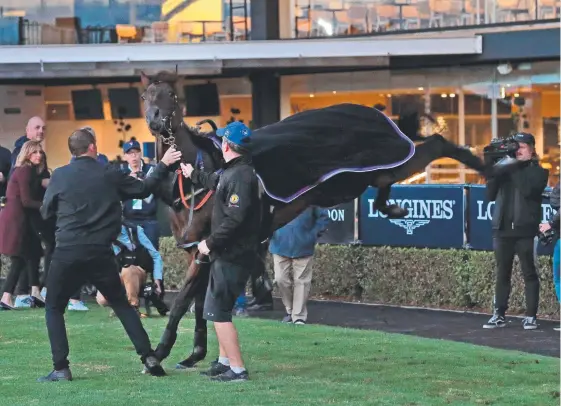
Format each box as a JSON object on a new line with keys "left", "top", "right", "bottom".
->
{"left": 216, "top": 121, "right": 251, "bottom": 146}
{"left": 123, "top": 140, "right": 141, "bottom": 153}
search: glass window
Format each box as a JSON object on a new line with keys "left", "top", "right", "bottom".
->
{"left": 285, "top": 61, "right": 560, "bottom": 184}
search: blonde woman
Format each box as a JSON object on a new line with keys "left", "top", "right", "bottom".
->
{"left": 0, "top": 140, "right": 46, "bottom": 310}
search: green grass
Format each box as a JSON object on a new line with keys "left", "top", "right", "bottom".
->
{"left": 0, "top": 306, "right": 559, "bottom": 406}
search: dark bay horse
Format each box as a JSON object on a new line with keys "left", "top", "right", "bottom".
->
{"left": 140, "top": 70, "right": 500, "bottom": 368}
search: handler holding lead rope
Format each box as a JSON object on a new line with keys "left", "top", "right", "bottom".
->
{"left": 38, "top": 128, "right": 181, "bottom": 382}
{"left": 181, "top": 121, "right": 261, "bottom": 382}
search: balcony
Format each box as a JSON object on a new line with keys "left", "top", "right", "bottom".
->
{"left": 294, "top": 0, "right": 560, "bottom": 38}
{"left": 0, "top": 0, "right": 558, "bottom": 46}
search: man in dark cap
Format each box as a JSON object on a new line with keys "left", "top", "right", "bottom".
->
{"left": 120, "top": 139, "right": 160, "bottom": 251}
{"left": 483, "top": 132, "right": 549, "bottom": 330}
{"left": 180, "top": 121, "right": 261, "bottom": 382}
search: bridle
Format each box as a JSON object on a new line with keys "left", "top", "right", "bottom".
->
{"left": 143, "top": 80, "right": 215, "bottom": 231}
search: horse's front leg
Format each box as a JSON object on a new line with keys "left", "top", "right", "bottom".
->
{"left": 175, "top": 262, "right": 210, "bottom": 369}
{"left": 154, "top": 253, "right": 202, "bottom": 363}
{"left": 372, "top": 182, "right": 408, "bottom": 219}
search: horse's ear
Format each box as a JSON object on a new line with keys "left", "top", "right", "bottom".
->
{"left": 140, "top": 71, "right": 151, "bottom": 88}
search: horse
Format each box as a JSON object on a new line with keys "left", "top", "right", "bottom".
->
{"left": 139, "top": 70, "right": 501, "bottom": 368}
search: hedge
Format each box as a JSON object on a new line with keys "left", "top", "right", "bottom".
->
{"left": 2, "top": 237, "right": 558, "bottom": 317}
{"left": 158, "top": 237, "right": 559, "bottom": 317}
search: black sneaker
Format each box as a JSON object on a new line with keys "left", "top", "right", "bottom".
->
{"left": 522, "top": 317, "right": 538, "bottom": 330}
{"left": 210, "top": 368, "right": 249, "bottom": 382}
{"left": 37, "top": 368, "right": 73, "bottom": 382}
{"left": 200, "top": 359, "right": 230, "bottom": 377}
{"left": 293, "top": 319, "right": 306, "bottom": 325}
{"left": 483, "top": 314, "right": 506, "bottom": 329}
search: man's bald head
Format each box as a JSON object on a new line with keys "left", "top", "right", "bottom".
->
{"left": 26, "top": 116, "right": 45, "bottom": 142}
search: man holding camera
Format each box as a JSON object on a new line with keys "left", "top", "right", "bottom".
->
{"left": 483, "top": 132, "right": 549, "bottom": 330}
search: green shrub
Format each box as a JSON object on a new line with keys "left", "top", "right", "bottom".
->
{"left": 158, "top": 238, "right": 559, "bottom": 317}
{"left": 2, "top": 237, "right": 557, "bottom": 317}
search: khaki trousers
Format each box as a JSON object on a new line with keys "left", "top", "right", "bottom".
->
{"left": 96, "top": 265, "right": 147, "bottom": 308}
{"left": 273, "top": 254, "right": 314, "bottom": 322}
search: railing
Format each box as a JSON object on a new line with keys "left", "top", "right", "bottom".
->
{"left": 295, "top": 0, "right": 560, "bottom": 38}
{"left": 0, "top": 0, "right": 557, "bottom": 46}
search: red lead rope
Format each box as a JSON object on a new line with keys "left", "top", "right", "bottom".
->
{"left": 175, "top": 169, "right": 214, "bottom": 210}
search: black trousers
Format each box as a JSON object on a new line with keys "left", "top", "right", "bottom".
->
{"left": 2, "top": 256, "right": 39, "bottom": 295}
{"left": 493, "top": 236, "right": 540, "bottom": 317}
{"left": 45, "top": 245, "right": 155, "bottom": 370}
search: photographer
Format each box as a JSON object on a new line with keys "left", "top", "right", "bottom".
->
{"left": 483, "top": 132, "right": 549, "bottom": 330}
{"left": 539, "top": 181, "right": 559, "bottom": 330}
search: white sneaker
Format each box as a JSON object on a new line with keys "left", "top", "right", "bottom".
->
{"left": 68, "top": 301, "right": 89, "bottom": 311}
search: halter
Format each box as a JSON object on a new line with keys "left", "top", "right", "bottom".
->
{"left": 146, "top": 80, "right": 217, "bottom": 249}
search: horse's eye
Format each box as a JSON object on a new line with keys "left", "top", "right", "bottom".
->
{"left": 140, "top": 94, "right": 146, "bottom": 101}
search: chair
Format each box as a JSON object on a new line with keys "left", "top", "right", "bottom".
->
{"left": 496, "top": 0, "right": 532, "bottom": 22}
{"left": 116, "top": 24, "right": 138, "bottom": 43}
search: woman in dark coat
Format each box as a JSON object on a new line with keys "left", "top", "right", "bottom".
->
{"left": 0, "top": 140, "right": 47, "bottom": 310}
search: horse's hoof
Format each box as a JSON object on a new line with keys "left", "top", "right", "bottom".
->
{"left": 385, "top": 205, "right": 408, "bottom": 219}
{"left": 175, "top": 358, "right": 201, "bottom": 369}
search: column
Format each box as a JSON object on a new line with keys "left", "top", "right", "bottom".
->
{"left": 458, "top": 88, "right": 466, "bottom": 183}
{"left": 528, "top": 91, "right": 544, "bottom": 156}
{"left": 279, "top": 0, "right": 294, "bottom": 39}
{"left": 250, "top": 71, "right": 281, "bottom": 129}
{"left": 280, "top": 76, "right": 292, "bottom": 120}
{"left": 250, "top": 0, "right": 280, "bottom": 40}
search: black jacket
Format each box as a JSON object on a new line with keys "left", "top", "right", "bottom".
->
{"left": 0, "top": 145, "right": 11, "bottom": 197}
{"left": 549, "top": 181, "right": 560, "bottom": 231}
{"left": 120, "top": 162, "right": 158, "bottom": 221}
{"left": 41, "top": 156, "right": 169, "bottom": 248}
{"left": 192, "top": 155, "right": 261, "bottom": 264}
{"left": 486, "top": 159, "right": 549, "bottom": 237}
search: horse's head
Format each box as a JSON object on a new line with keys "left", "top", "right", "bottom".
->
{"left": 140, "top": 70, "right": 183, "bottom": 138}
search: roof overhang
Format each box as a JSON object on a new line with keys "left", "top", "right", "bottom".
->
{"left": 0, "top": 35, "right": 482, "bottom": 79}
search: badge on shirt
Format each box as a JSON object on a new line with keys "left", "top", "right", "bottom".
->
{"left": 229, "top": 194, "right": 239, "bottom": 207}
{"left": 132, "top": 199, "right": 143, "bottom": 210}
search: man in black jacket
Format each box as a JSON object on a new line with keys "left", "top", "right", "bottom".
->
{"left": 38, "top": 128, "right": 181, "bottom": 382}
{"left": 181, "top": 121, "right": 261, "bottom": 382}
{"left": 483, "top": 132, "right": 549, "bottom": 330}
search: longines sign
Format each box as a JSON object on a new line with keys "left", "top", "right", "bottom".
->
{"left": 468, "top": 185, "right": 554, "bottom": 256}
{"left": 359, "top": 186, "right": 464, "bottom": 249}
{"left": 317, "top": 201, "right": 355, "bottom": 245}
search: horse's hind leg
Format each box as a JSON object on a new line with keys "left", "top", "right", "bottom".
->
{"left": 175, "top": 265, "right": 209, "bottom": 369}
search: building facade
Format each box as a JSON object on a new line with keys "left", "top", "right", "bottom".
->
{"left": 0, "top": 0, "right": 558, "bottom": 184}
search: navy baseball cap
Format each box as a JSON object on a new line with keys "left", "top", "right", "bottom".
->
{"left": 513, "top": 132, "right": 535, "bottom": 146}
{"left": 123, "top": 140, "right": 141, "bottom": 153}
{"left": 216, "top": 121, "right": 251, "bottom": 146}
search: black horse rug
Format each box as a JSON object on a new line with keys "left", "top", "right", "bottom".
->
{"left": 212, "top": 103, "right": 416, "bottom": 204}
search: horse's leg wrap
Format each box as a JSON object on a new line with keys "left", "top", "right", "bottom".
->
{"left": 176, "top": 269, "right": 209, "bottom": 369}
{"left": 154, "top": 275, "right": 199, "bottom": 362}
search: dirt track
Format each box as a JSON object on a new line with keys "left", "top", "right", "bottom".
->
{"left": 245, "top": 298, "right": 560, "bottom": 358}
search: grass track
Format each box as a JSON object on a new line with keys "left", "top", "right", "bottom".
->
{"left": 0, "top": 307, "right": 559, "bottom": 406}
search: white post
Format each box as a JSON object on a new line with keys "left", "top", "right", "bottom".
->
{"left": 458, "top": 87, "right": 466, "bottom": 183}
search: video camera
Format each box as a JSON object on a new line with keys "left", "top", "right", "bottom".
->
{"left": 142, "top": 283, "right": 169, "bottom": 316}
{"left": 538, "top": 228, "right": 556, "bottom": 246}
{"left": 483, "top": 136, "right": 519, "bottom": 164}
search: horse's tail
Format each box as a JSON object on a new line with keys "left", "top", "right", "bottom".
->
{"left": 397, "top": 109, "right": 431, "bottom": 142}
